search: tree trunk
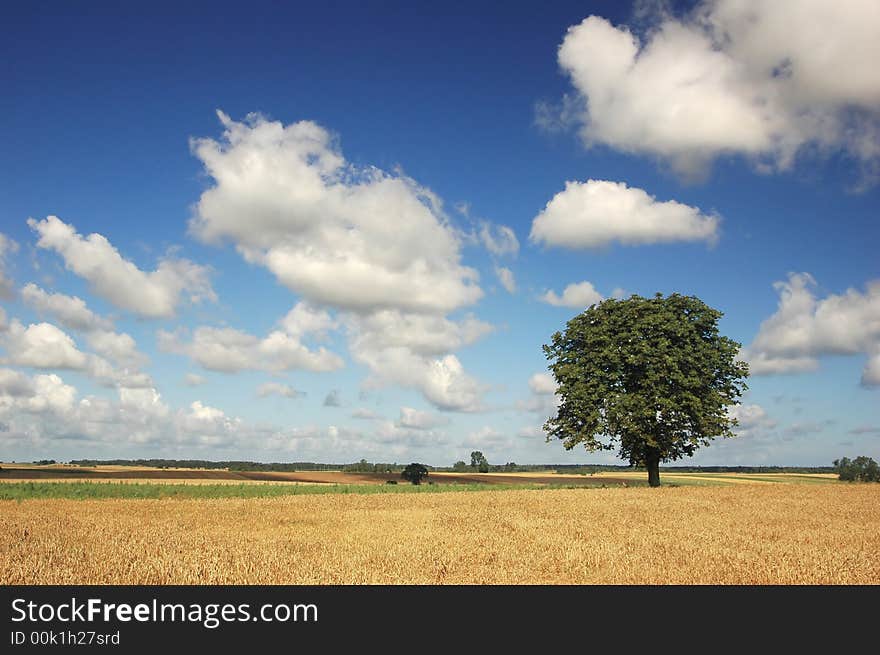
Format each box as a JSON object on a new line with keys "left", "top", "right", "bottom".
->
{"left": 646, "top": 450, "right": 661, "bottom": 487}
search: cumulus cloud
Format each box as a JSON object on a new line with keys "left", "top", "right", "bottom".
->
{"left": 530, "top": 180, "right": 719, "bottom": 249}
{"left": 187, "top": 111, "right": 493, "bottom": 411}
{"left": 1, "top": 320, "right": 89, "bottom": 370}
{"left": 257, "top": 382, "right": 303, "bottom": 399}
{"left": 344, "top": 311, "right": 493, "bottom": 411}
{"left": 479, "top": 222, "right": 520, "bottom": 258}
{"left": 323, "top": 389, "right": 341, "bottom": 407}
{"left": 0, "top": 319, "right": 151, "bottom": 389}
{"left": 728, "top": 403, "right": 776, "bottom": 437}
{"left": 519, "top": 372, "right": 561, "bottom": 417}
{"left": 346, "top": 311, "right": 492, "bottom": 358}
{"left": 743, "top": 273, "right": 880, "bottom": 384}
{"left": 396, "top": 406, "right": 450, "bottom": 430}
{"left": 494, "top": 266, "right": 516, "bottom": 294}
{"left": 0, "top": 233, "right": 19, "bottom": 300}
{"left": 461, "top": 426, "right": 512, "bottom": 452}
{"left": 21, "top": 283, "right": 113, "bottom": 332}
{"left": 158, "top": 303, "right": 344, "bottom": 374}
{"left": 549, "top": 2, "right": 880, "bottom": 180}
{"left": 189, "top": 111, "right": 482, "bottom": 315}
{"left": 0, "top": 370, "right": 237, "bottom": 449}
{"left": 28, "top": 216, "right": 215, "bottom": 318}
{"left": 528, "top": 373, "right": 557, "bottom": 396}
{"left": 540, "top": 280, "right": 604, "bottom": 308}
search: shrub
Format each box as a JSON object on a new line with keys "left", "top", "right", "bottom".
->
{"left": 833, "top": 456, "right": 880, "bottom": 482}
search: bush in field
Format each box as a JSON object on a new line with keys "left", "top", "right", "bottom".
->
{"left": 401, "top": 463, "right": 428, "bottom": 485}
{"left": 833, "top": 456, "right": 880, "bottom": 482}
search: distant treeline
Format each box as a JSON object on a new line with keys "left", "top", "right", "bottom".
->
{"left": 62, "top": 459, "right": 834, "bottom": 474}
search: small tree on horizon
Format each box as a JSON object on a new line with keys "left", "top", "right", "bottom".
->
{"left": 401, "top": 463, "right": 429, "bottom": 485}
{"left": 542, "top": 293, "right": 749, "bottom": 487}
{"left": 470, "top": 451, "right": 489, "bottom": 473}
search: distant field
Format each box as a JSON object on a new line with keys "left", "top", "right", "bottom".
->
{"left": 2, "top": 485, "right": 877, "bottom": 584}
{"left": 0, "top": 464, "right": 840, "bottom": 491}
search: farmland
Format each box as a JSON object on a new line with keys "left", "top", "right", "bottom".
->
{"left": 1, "top": 469, "right": 877, "bottom": 584}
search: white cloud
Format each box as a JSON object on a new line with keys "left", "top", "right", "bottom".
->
{"left": 479, "top": 222, "right": 520, "bottom": 257}
{"left": 189, "top": 111, "right": 482, "bottom": 315}
{"left": 21, "top": 283, "right": 113, "bottom": 332}
{"left": 530, "top": 180, "right": 719, "bottom": 249}
{"left": 0, "top": 318, "right": 153, "bottom": 390}
{"left": 528, "top": 373, "right": 557, "bottom": 395}
{"left": 461, "top": 426, "right": 512, "bottom": 452}
{"left": 540, "top": 280, "right": 604, "bottom": 308}
{"left": 86, "top": 330, "right": 147, "bottom": 368}
{"left": 344, "top": 311, "right": 492, "bottom": 412}
{"left": 28, "top": 216, "right": 215, "bottom": 318}
{"left": 256, "top": 382, "right": 303, "bottom": 399}
{"left": 158, "top": 303, "right": 344, "bottom": 374}
{"left": 323, "top": 389, "right": 341, "bottom": 407}
{"left": 519, "top": 372, "right": 561, "bottom": 417}
{"left": 728, "top": 403, "right": 776, "bottom": 437}
{"left": 0, "top": 368, "right": 35, "bottom": 397}
{"left": 0, "top": 233, "right": 19, "bottom": 300}
{"left": 346, "top": 311, "right": 492, "bottom": 358}
{"left": 2, "top": 320, "right": 89, "bottom": 370}
{"left": 744, "top": 273, "right": 880, "bottom": 383}
{"left": 184, "top": 373, "right": 206, "bottom": 387}
{"left": 495, "top": 266, "right": 516, "bottom": 293}
{"left": 551, "top": 2, "right": 880, "bottom": 179}
{"left": 187, "top": 112, "right": 494, "bottom": 411}
{"left": 396, "top": 406, "right": 450, "bottom": 430}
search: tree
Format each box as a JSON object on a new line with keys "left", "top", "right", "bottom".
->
{"left": 542, "top": 293, "right": 749, "bottom": 487}
{"left": 401, "top": 463, "right": 429, "bottom": 485}
{"left": 833, "top": 456, "right": 880, "bottom": 482}
{"left": 452, "top": 460, "right": 468, "bottom": 472}
{"left": 470, "top": 451, "right": 489, "bottom": 473}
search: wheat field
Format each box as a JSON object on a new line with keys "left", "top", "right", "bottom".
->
{"left": 2, "top": 485, "right": 878, "bottom": 584}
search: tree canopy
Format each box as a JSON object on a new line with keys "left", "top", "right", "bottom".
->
{"left": 401, "top": 463, "right": 429, "bottom": 485}
{"left": 542, "top": 293, "right": 749, "bottom": 486}
{"left": 833, "top": 456, "right": 880, "bottom": 482}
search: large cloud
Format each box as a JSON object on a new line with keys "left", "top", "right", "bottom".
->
{"left": 551, "top": 1, "right": 880, "bottom": 179}
{"left": 0, "top": 319, "right": 152, "bottom": 389}
{"left": 28, "top": 216, "right": 215, "bottom": 318}
{"left": 188, "top": 112, "right": 492, "bottom": 411}
{"left": 21, "top": 283, "right": 112, "bottom": 332}
{"left": 530, "top": 180, "right": 719, "bottom": 249}
{"left": 189, "top": 111, "right": 482, "bottom": 314}
{"left": 743, "top": 273, "right": 880, "bottom": 385}
{"left": 158, "top": 302, "right": 344, "bottom": 374}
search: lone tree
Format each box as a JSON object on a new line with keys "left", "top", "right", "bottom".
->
{"left": 543, "top": 293, "right": 749, "bottom": 487}
{"left": 401, "top": 463, "right": 429, "bottom": 485}
{"left": 470, "top": 451, "right": 489, "bottom": 473}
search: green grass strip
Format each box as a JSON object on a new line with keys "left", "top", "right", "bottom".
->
{"left": 0, "top": 480, "right": 636, "bottom": 501}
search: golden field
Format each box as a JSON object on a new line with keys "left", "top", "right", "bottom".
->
{"left": 2, "top": 484, "right": 878, "bottom": 585}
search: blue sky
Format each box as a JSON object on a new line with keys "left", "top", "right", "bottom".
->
{"left": 0, "top": 0, "right": 877, "bottom": 466}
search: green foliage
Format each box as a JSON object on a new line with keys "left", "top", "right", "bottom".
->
{"left": 543, "top": 293, "right": 749, "bottom": 486}
{"left": 401, "top": 463, "right": 429, "bottom": 485}
{"left": 833, "top": 456, "right": 880, "bottom": 482}
{"left": 470, "top": 451, "right": 489, "bottom": 472}
{"left": 452, "top": 460, "right": 468, "bottom": 472}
